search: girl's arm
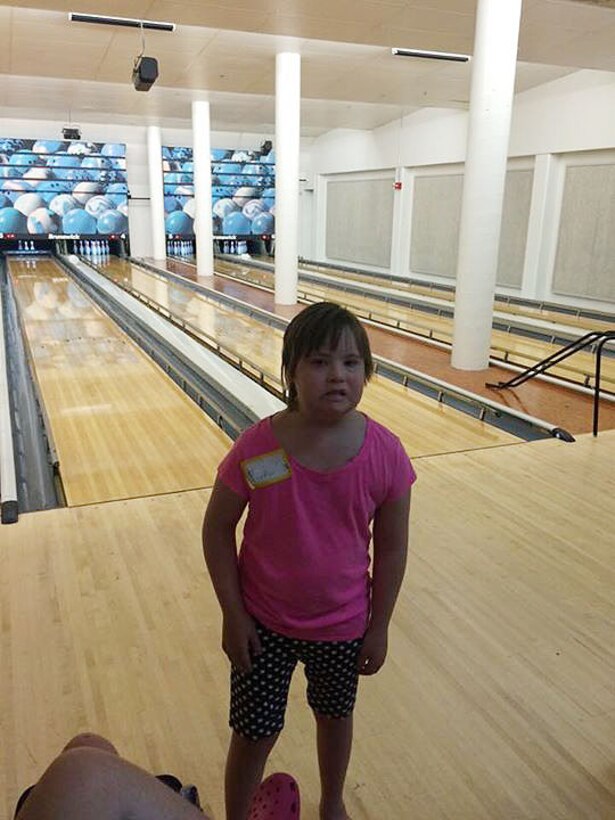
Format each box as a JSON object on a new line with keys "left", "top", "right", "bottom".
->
{"left": 357, "top": 488, "right": 411, "bottom": 675}
{"left": 202, "top": 478, "right": 261, "bottom": 672}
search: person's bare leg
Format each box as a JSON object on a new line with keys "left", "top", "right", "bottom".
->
{"left": 315, "top": 713, "right": 353, "bottom": 820}
{"left": 61, "top": 732, "right": 119, "bottom": 755}
{"left": 18, "top": 745, "right": 209, "bottom": 820}
{"left": 225, "top": 730, "right": 279, "bottom": 820}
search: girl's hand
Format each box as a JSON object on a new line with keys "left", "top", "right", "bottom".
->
{"left": 357, "top": 624, "right": 388, "bottom": 675}
{"left": 222, "top": 610, "right": 262, "bottom": 673}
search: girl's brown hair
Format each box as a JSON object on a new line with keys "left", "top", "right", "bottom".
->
{"left": 281, "top": 302, "right": 373, "bottom": 409}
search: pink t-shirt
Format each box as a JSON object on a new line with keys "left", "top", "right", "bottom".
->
{"left": 217, "top": 415, "right": 416, "bottom": 640}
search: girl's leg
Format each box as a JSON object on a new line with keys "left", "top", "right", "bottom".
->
{"left": 315, "top": 713, "right": 353, "bottom": 820}
{"left": 225, "top": 730, "right": 279, "bottom": 820}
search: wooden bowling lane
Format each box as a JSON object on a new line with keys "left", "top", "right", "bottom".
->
{"left": 213, "top": 259, "right": 615, "bottom": 391}
{"left": 7, "top": 257, "right": 230, "bottom": 506}
{"left": 300, "top": 260, "right": 615, "bottom": 334}
{"left": 2, "top": 432, "right": 614, "bottom": 819}
{"left": 99, "top": 257, "right": 518, "bottom": 455}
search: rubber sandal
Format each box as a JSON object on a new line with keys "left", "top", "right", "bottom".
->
{"left": 248, "top": 772, "right": 300, "bottom": 819}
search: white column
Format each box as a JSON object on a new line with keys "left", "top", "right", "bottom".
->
{"left": 451, "top": 0, "right": 523, "bottom": 370}
{"left": 192, "top": 100, "right": 214, "bottom": 278}
{"left": 274, "top": 51, "right": 301, "bottom": 305}
{"left": 147, "top": 125, "right": 166, "bottom": 260}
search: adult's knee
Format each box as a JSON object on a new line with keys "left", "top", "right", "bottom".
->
{"left": 62, "top": 733, "right": 119, "bottom": 755}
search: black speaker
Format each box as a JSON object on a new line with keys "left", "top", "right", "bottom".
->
{"left": 132, "top": 56, "right": 158, "bottom": 91}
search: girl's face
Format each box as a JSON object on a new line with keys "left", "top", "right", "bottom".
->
{"left": 290, "top": 328, "right": 366, "bottom": 421}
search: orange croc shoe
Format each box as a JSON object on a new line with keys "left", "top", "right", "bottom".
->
{"left": 248, "top": 772, "right": 300, "bottom": 819}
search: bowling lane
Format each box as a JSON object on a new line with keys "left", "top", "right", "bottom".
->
{"left": 212, "top": 259, "right": 615, "bottom": 391}
{"left": 298, "top": 260, "right": 615, "bottom": 334}
{"left": 101, "top": 257, "right": 520, "bottom": 456}
{"left": 8, "top": 257, "right": 231, "bottom": 506}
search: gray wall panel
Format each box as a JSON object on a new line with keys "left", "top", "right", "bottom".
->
{"left": 554, "top": 164, "right": 615, "bottom": 302}
{"left": 325, "top": 177, "right": 394, "bottom": 268}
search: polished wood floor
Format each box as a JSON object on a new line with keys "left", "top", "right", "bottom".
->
{"left": 159, "top": 257, "right": 615, "bottom": 435}
{"left": 8, "top": 257, "right": 230, "bottom": 505}
{"left": 298, "top": 259, "right": 615, "bottom": 334}
{"left": 207, "top": 258, "right": 615, "bottom": 392}
{"left": 102, "top": 257, "right": 520, "bottom": 455}
{"left": 2, "top": 432, "right": 613, "bottom": 819}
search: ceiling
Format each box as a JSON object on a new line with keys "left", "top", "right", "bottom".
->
{"left": 1, "top": 0, "right": 615, "bottom": 136}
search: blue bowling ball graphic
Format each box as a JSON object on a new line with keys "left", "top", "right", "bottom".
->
{"left": 63, "top": 208, "right": 97, "bottom": 234}
{"left": 73, "top": 181, "right": 102, "bottom": 203}
{"left": 164, "top": 195, "right": 181, "bottom": 213}
{"left": 251, "top": 211, "right": 274, "bottom": 235}
{"left": 0, "top": 207, "right": 28, "bottom": 233}
{"left": 37, "top": 180, "right": 72, "bottom": 196}
{"left": 181, "top": 161, "right": 194, "bottom": 172}
{"left": 211, "top": 149, "right": 232, "bottom": 161}
{"left": 212, "top": 185, "right": 234, "bottom": 199}
{"left": 66, "top": 168, "right": 95, "bottom": 183}
{"left": 23, "top": 167, "right": 56, "bottom": 184}
{"left": 106, "top": 183, "right": 128, "bottom": 206}
{"left": 263, "top": 151, "right": 275, "bottom": 164}
{"left": 14, "top": 192, "right": 46, "bottom": 215}
{"left": 0, "top": 139, "right": 26, "bottom": 153}
{"left": 213, "top": 198, "right": 238, "bottom": 219}
{"left": 98, "top": 169, "right": 126, "bottom": 185}
{"left": 165, "top": 210, "right": 193, "bottom": 235}
{"left": 162, "top": 146, "right": 173, "bottom": 159}
{"left": 101, "top": 143, "right": 125, "bottom": 157}
{"left": 27, "top": 207, "right": 60, "bottom": 234}
{"left": 0, "top": 194, "right": 11, "bottom": 209}
{"left": 3, "top": 180, "right": 33, "bottom": 196}
{"left": 9, "top": 152, "right": 40, "bottom": 167}
{"left": 67, "top": 141, "right": 97, "bottom": 155}
{"left": 242, "top": 199, "right": 267, "bottom": 220}
{"left": 0, "top": 166, "right": 15, "bottom": 179}
{"left": 81, "top": 156, "right": 112, "bottom": 170}
{"left": 170, "top": 147, "right": 192, "bottom": 161}
{"left": 166, "top": 172, "right": 191, "bottom": 185}
{"left": 222, "top": 210, "right": 251, "bottom": 235}
{"left": 213, "top": 162, "right": 243, "bottom": 176}
{"left": 97, "top": 209, "right": 128, "bottom": 234}
{"left": 49, "top": 194, "right": 79, "bottom": 216}
{"left": 32, "top": 140, "right": 65, "bottom": 154}
{"left": 85, "top": 195, "right": 116, "bottom": 218}
{"left": 47, "top": 154, "right": 81, "bottom": 168}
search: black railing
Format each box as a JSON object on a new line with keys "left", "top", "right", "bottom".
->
{"left": 487, "top": 330, "right": 615, "bottom": 436}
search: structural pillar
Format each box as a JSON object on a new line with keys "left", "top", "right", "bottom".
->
{"left": 274, "top": 51, "right": 301, "bottom": 305}
{"left": 147, "top": 125, "right": 167, "bottom": 260}
{"left": 451, "top": 0, "right": 523, "bottom": 369}
{"left": 192, "top": 100, "right": 214, "bottom": 278}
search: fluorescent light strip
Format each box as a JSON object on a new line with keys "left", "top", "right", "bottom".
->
{"left": 69, "top": 13, "right": 175, "bottom": 32}
{"left": 391, "top": 47, "right": 470, "bottom": 63}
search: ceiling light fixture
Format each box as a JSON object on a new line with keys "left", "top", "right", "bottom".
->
{"left": 69, "top": 13, "right": 175, "bottom": 32}
{"left": 391, "top": 47, "right": 471, "bottom": 63}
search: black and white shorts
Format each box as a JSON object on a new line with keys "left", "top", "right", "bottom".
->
{"left": 230, "top": 621, "right": 363, "bottom": 740}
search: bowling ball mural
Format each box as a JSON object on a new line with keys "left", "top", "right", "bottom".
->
{"left": 0, "top": 138, "right": 128, "bottom": 238}
{"left": 162, "top": 144, "right": 275, "bottom": 238}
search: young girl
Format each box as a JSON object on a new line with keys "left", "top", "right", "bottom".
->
{"left": 202, "top": 302, "right": 416, "bottom": 820}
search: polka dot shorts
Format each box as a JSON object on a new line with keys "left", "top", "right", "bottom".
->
{"left": 230, "top": 621, "right": 363, "bottom": 740}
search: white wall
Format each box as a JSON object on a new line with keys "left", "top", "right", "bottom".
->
{"left": 306, "top": 69, "right": 615, "bottom": 311}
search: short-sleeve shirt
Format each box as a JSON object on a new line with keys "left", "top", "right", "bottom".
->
{"left": 217, "top": 415, "right": 416, "bottom": 641}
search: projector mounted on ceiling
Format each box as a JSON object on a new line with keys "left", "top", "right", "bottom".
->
{"left": 62, "top": 126, "right": 81, "bottom": 140}
{"left": 133, "top": 55, "right": 159, "bottom": 91}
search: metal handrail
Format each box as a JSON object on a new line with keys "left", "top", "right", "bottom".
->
{"left": 487, "top": 329, "right": 615, "bottom": 436}
{"left": 593, "top": 332, "right": 615, "bottom": 436}
{"left": 486, "top": 330, "right": 607, "bottom": 390}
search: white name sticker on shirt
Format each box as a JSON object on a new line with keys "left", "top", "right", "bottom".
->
{"left": 241, "top": 449, "right": 292, "bottom": 489}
